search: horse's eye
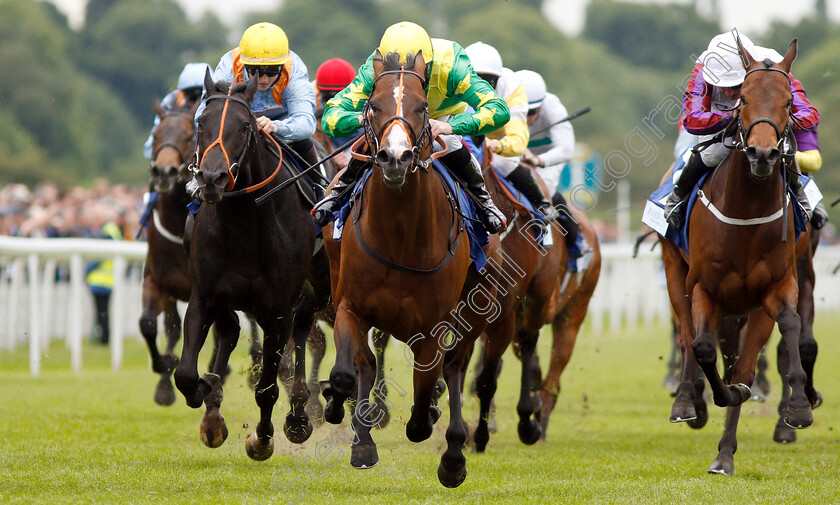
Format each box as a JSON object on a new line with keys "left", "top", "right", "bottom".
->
{"left": 739, "top": 95, "right": 745, "bottom": 104}
{"left": 786, "top": 99, "right": 793, "bottom": 108}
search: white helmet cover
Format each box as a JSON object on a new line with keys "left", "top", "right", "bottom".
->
{"left": 177, "top": 62, "right": 212, "bottom": 90}
{"left": 697, "top": 31, "right": 755, "bottom": 87}
{"left": 465, "top": 41, "right": 503, "bottom": 77}
{"left": 516, "top": 69, "right": 547, "bottom": 110}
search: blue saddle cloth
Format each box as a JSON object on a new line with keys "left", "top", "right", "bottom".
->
{"left": 139, "top": 191, "right": 159, "bottom": 228}
{"left": 461, "top": 136, "right": 549, "bottom": 248}
{"left": 649, "top": 162, "right": 808, "bottom": 253}
{"left": 331, "top": 163, "right": 489, "bottom": 271}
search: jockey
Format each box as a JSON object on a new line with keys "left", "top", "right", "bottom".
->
{"left": 143, "top": 62, "right": 210, "bottom": 160}
{"left": 312, "top": 58, "right": 360, "bottom": 168}
{"left": 195, "top": 22, "right": 320, "bottom": 167}
{"left": 465, "top": 43, "right": 559, "bottom": 222}
{"left": 516, "top": 69, "right": 580, "bottom": 247}
{"left": 312, "top": 21, "right": 509, "bottom": 234}
{"left": 664, "top": 31, "right": 824, "bottom": 230}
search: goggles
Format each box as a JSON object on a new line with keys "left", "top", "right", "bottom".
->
{"left": 245, "top": 65, "right": 282, "bottom": 78}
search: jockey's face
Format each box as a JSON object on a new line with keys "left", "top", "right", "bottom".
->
{"left": 721, "top": 84, "right": 742, "bottom": 101}
{"left": 527, "top": 107, "right": 541, "bottom": 126}
{"left": 245, "top": 65, "right": 282, "bottom": 91}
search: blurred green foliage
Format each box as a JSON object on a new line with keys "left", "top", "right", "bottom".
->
{"left": 1, "top": 0, "right": 838, "bottom": 207}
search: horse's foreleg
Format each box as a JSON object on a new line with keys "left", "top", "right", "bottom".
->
{"left": 538, "top": 306, "right": 584, "bottom": 440}
{"left": 174, "top": 296, "right": 218, "bottom": 409}
{"left": 283, "top": 313, "right": 315, "bottom": 444}
{"left": 200, "top": 308, "right": 239, "bottom": 449}
{"left": 350, "top": 341, "right": 379, "bottom": 469}
{"left": 370, "top": 329, "right": 391, "bottom": 428}
{"left": 474, "top": 317, "right": 513, "bottom": 453}
{"left": 438, "top": 345, "right": 471, "bottom": 488}
{"left": 247, "top": 314, "right": 263, "bottom": 390}
{"left": 796, "top": 257, "right": 820, "bottom": 408}
{"left": 774, "top": 337, "right": 796, "bottom": 443}
{"left": 139, "top": 280, "right": 178, "bottom": 406}
{"left": 406, "top": 341, "right": 445, "bottom": 444}
{"left": 245, "top": 312, "right": 293, "bottom": 461}
{"left": 708, "top": 404, "right": 742, "bottom": 475}
{"left": 691, "top": 286, "right": 749, "bottom": 408}
{"left": 324, "top": 305, "right": 366, "bottom": 425}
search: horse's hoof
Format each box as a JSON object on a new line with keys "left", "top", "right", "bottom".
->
{"left": 774, "top": 420, "right": 797, "bottom": 444}
{"left": 687, "top": 398, "right": 708, "bottom": 430}
{"left": 153, "top": 354, "right": 179, "bottom": 374}
{"left": 809, "top": 390, "right": 824, "bottom": 409}
{"left": 369, "top": 401, "right": 390, "bottom": 429}
{"left": 200, "top": 409, "right": 228, "bottom": 448}
{"left": 438, "top": 458, "right": 467, "bottom": 488}
{"left": 708, "top": 458, "right": 734, "bottom": 475}
{"left": 730, "top": 383, "right": 751, "bottom": 405}
{"left": 324, "top": 398, "right": 345, "bottom": 425}
{"left": 517, "top": 419, "right": 541, "bottom": 445}
{"left": 284, "top": 414, "right": 313, "bottom": 444}
{"left": 154, "top": 376, "right": 177, "bottom": 406}
{"left": 245, "top": 431, "right": 274, "bottom": 461}
{"left": 474, "top": 423, "right": 489, "bottom": 453}
{"left": 350, "top": 441, "right": 379, "bottom": 469}
{"left": 434, "top": 379, "right": 447, "bottom": 402}
{"left": 669, "top": 400, "right": 697, "bottom": 423}
{"left": 783, "top": 404, "right": 813, "bottom": 429}
{"left": 430, "top": 406, "right": 442, "bottom": 425}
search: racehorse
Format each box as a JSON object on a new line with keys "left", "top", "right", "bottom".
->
{"left": 661, "top": 39, "right": 817, "bottom": 475}
{"left": 173, "top": 71, "right": 331, "bottom": 459}
{"left": 470, "top": 143, "right": 565, "bottom": 452}
{"left": 140, "top": 99, "right": 262, "bottom": 406}
{"left": 320, "top": 50, "right": 500, "bottom": 487}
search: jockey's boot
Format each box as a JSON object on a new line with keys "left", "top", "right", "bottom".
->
{"left": 785, "top": 159, "right": 820, "bottom": 229}
{"left": 552, "top": 192, "right": 581, "bottom": 251}
{"left": 442, "top": 146, "right": 506, "bottom": 234}
{"left": 506, "top": 165, "right": 560, "bottom": 223}
{"left": 311, "top": 156, "right": 368, "bottom": 227}
{"left": 664, "top": 150, "right": 712, "bottom": 230}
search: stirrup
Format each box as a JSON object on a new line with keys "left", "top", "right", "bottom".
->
{"left": 311, "top": 196, "right": 342, "bottom": 226}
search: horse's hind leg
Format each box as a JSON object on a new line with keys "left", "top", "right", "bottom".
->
{"left": 350, "top": 341, "right": 379, "bottom": 469}
{"left": 283, "top": 312, "right": 316, "bottom": 444}
{"left": 174, "top": 296, "right": 219, "bottom": 409}
{"left": 708, "top": 404, "right": 742, "bottom": 475}
{"left": 200, "top": 308, "right": 239, "bottom": 448}
{"left": 370, "top": 329, "right": 391, "bottom": 429}
{"left": 139, "top": 280, "right": 178, "bottom": 405}
{"left": 515, "top": 321, "right": 544, "bottom": 445}
{"left": 769, "top": 291, "right": 813, "bottom": 430}
{"left": 245, "top": 312, "right": 294, "bottom": 461}
{"left": 305, "top": 321, "right": 326, "bottom": 425}
{"left": 774, "top": 338, "right": 796, "bottom": 443}
{"left": 796, "top": 253, "right": 821, "bottom": 408}
{"left": 247, "top": 314, "right": 263, "bottom": 390}
{"left": 474, "top": 316, "right": 513, "bottom": 453}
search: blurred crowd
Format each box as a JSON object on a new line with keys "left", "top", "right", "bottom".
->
{"left": 0, "top": 180, "right": 145, "bottom": 240}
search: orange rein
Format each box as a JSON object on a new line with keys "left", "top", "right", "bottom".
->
{"left": 196, "top": 84, "right": 285, "bottom": 197}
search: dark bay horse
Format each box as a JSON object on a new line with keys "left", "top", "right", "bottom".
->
{"left": 140, "top": 99, "right": 262, "bottom": 406}
{"left": 661, "top": 39, "right": 816, "bottom": 475}
{"left": 173, "top": 72, "right": 331, "bottom": 458}
{"left": 321, "top": 51, "right": 500, "bottom": 487}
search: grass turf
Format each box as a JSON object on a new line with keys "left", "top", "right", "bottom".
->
{"left": 2, "top": 315, "right": 839, "bottom": 504}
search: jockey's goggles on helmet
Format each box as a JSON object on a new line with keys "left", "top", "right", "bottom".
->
{"left": 476, "top": 73, "right": 499, "bottom": 90}
{"left": 246, "top": 65, "right": 282, "bottom": 77}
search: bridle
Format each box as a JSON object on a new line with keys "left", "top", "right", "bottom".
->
{"left": 350, "top": 65, "right": 447, "bottom": 170}
{"left": 151, "top": 110, "right": 195, "bottom": 178}
{"left": 190, "top": 85, "right": 285, "bottom": 197}
{"left": 733, "top": 64, "right": 796, "bottom": 153}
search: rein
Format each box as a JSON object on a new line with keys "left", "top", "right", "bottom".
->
{"left": 191, "top": 87, "right": 285, "bottom": 198}
{"left": 152, "top": 111, "right": 196, "bottom": 175}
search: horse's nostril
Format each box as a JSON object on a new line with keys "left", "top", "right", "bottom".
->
{"left": 376, "top": 150, "right": 392, "bottom": 167}
{"left": 745, "top": 146, "right": 758, "bottom": 161}
{"left": 398, "top": 151, "right": 414, "bottom": 165}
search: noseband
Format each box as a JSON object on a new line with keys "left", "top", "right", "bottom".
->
{"left": 352, "top": 66, "right": 446, "bottom": 171}
{"left": 193, "top": 89, "right": 256, "bottom": 191}
{"left": 734, "top": 64, "right": 794, "bottom": 152}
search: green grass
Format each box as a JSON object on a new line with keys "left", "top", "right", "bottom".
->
{"left": 2, "top": 316, "right": 840, "bottom": 504}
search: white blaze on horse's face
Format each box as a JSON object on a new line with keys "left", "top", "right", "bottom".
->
{"left": 386, "top": 84, "right": 412, "bottom": 157}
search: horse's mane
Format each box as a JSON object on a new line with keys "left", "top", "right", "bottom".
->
{"left": 381, "top": 51, "right": 417, "bottom": 71}
{"left": 209, "top": 80, "right": 249, "bottom": 95}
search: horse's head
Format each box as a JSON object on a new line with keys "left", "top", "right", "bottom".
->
{"left": 151, "top": 99, "right": 198, "bottom": 193}
{"left": 365, "top": 50, "right": 430, "bottom": 188}
{"left": 193, "top": 69, "right": 258, "bottom": 202}
{"left": 737, "top": 38, "right": 797, "bottom": 179}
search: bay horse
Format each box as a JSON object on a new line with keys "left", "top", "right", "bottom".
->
{"left": 661, "top": 39, "right": 817, "bottom": 475}
{"left": 321, "top": 50, "right": 500, "bottom": 487}
{"left": 173, "top": 71, "right": 331, "bottom": 458}
{"left": 471, "top": 143, "right": 566, "bottom": 452}
{"left": 140, "top": 99, "right": 263, "bottom": 406}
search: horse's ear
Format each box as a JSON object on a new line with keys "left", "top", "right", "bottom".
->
{"left": 780, "top": 39, "right": 797, "bottom": 73}
{"left": 243, "top": 71, "right": 259, "bottom": 102}
{"left": 409, "top": 51, "right": 425, "bottom": 74}
{"left": 204, "top": 67, "right": 216, "bottom": 96}
{"left": 153, "top": 97, "right": 165, "bottom": 118}
{"left": 737, "top": 37, "right": 755, "bottom": 70}
{"left": 373, "top": 49, "right": 384, "bottom": 75}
